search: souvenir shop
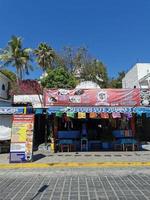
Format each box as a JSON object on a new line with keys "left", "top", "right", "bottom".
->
{"left": 47, "top": 107, "right": 138, "bottom": 152}
{"left": 44, "top": 88, "right": 150, "bottom": 152}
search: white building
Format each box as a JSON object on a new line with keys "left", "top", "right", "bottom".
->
{"left": 122, "top": 63, "right": 150, "bottom": 89}
{"left": 0, "top": 72, "right": 12, "bottom": 141}
{"left": 75, "top": 81, "right": 100, "bottom": 89}
{"left": 0, "top": 72, "right": 11, "bottom": 103}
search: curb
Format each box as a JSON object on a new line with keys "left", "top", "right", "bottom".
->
{"left": 0, "top": 162, "right": 150, "bottom": 169}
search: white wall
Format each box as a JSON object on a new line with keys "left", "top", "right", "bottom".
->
{"left": 122, "top": 63, "right": 150, "bottom": 88}
{"left": 137, "top": 63, "right": 150, "bottom": 80}
{"left": 0, "top": 72, "right": 10, "bottom": 100}
{"left": 0, "top": 115, "right": 12, "bottom": 140}
{"left": 122, "top": 64, "right": 139, "bottom": 88}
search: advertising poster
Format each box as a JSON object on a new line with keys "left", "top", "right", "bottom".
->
{"left": 44, "top": 88, "right": 141, "bottom": 107}
{"left": 10, "top": 114, "right": 34, "bottom": 163}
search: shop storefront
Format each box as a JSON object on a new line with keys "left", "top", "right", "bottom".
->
{"left": 0, "top": 107, "right": 25, "bottom": 153}
{"left": 44, "top": 88, "right": 150, "bottom": 152}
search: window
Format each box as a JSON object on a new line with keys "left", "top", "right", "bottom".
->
{"left": 2, "top": 84, "right": 5, "bottom": 91}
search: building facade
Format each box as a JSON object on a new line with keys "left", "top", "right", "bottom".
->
{"left": 0, "top": 72, "right": 11, "bottom": 106}
{"left": 122, "top": 63, "right": 150, "bottom": 89}
{"left": 0, "top": 72, "right": 12, "bottom": 141}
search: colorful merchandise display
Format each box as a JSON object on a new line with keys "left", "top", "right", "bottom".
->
{"left": 78, "top": 112, "right": 86, "bottom": 119}
{"left": 100, "top": 112, "right": 109, "bottom": 119}
{"left": 89, "top": 112, "right": 97, "bottom": 118}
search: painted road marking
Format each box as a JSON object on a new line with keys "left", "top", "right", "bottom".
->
{"left": 0, "top": 162, "right": 150, "bottom": 169}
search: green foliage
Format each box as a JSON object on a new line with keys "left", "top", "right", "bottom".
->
{"left": 0, "top": 36, "right": 126, "bottom": 90}
{"left": 34, "top": 43, "right": 55, "bottom": 71}
{"left": 108, "top": 71, "right": 126, "bottom": 88}
{"left": 40, "top": 67, "right": 77, "bottom": 89}
{"left": 80, "top": 59, "right": 108, "bottom": 88}
{"left": 0, "top": 36, "right": 33, "bottom": 80}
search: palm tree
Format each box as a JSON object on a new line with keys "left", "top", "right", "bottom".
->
{"left": 34, "top": 43, "right": 55, "bottom": 72}
{"left": 0, "top": 36, "right": 33, "bottom": 82}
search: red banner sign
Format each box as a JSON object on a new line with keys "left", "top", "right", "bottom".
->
{"left": 44, "top": 88, "right": 141, "bottom": 107}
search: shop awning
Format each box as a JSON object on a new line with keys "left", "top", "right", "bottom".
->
{"left": 47, "top": 106, "right": 134, "bottom": 114}
{"left": 35, "top": 108, "right": 44, "bottom": 114}
{"left": 47, "top": 106, "right": 150, "bottom": 114}
{"left": 134, "top": 107, "right": 150, "bottom": 114}
{"left": 0, "top": 107, "right": 25, "bottom": 114}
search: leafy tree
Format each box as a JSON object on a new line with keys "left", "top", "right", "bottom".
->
{"left": 34, "top": 43, "right": 55, "bottom": 71}
{"left": 0, "top": 36, "right": 33, "bottom": 82}
{"left": 108, "top": 71, "right": 126, "bottom": 88}
{"left": 40, "top": 67, "right": 77, "bottom": 89}
{"left": 80, "top": 59, "right": 108, "bottom": 88}
{"left": 60, "top": 46, "right": 89, "bottom": 73}
{"left": 60, "top": 46, "right": 108, "bottom": 88}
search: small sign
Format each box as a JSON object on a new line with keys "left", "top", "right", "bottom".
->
{"left": 10, "top": 114, "right": 34, "bottom": 163}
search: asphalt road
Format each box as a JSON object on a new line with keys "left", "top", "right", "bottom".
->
{"left": 0, "top": 167, "right": 150, "bottom": 200}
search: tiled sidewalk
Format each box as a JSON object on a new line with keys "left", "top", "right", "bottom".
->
{"left": 0, "top": 168, "right": 150, "bottom": 200}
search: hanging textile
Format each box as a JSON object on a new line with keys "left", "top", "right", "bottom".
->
{"left": 112, "top": 112, "right": 121, "bottom": 118}
{"left": 55, "top": 111, "right": 63, "bottom": 117}
{"left": 64, "top": 119, "right": 73, "bottom": 129}
{"left": 130, "top": 115, "right": 135, "bottom": 135}
{"left": 100, "top": 112, "right": 109, "bottom": 119}
{"left": 127, "top": 113, "right": 132, "bottom": 119}
{"left": 120, "top": 118, "right": 127, "bottom": 129}
{"left": 136, "top": 111, "right": 143, "bottom": 116}
{"left": 67, "top": 112, "right": 75, "bottom": 118}
{"left": 78, "top": 112, "right": 86, "bottom": 119}
{"left": 109, "top": 118, "right": 117, "bottom": 128}
{"left": 89, "top": 112, "right": 97, "bottom": 118}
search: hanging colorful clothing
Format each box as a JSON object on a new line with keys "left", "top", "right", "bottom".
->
{"left": 55, "top": 111, "right": 63, "bottom": 117}
{"left": 100, "top": 112, "right": 109, "bottom": 119}
{"left": 78, "top": 112, "right": 86, "bottom": 119}
{"left": 89, "top": 112, "right": 97, "bottom": 118}
{"left": 67, "top": 112, "right": 75, "bottom": 118}
{"left": 110, "top": 118, "right": 117, "bottom": 128}
{"left": 130, "top": 115, "right": 135, "bottom": 135}
{"left": 112, "top": 112, "right": 121, "bottom": 119}
{"left": 125, "top": 113, "right": 132, "bottom": 119}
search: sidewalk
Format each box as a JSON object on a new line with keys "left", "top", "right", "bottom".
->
{"left": 0, "top": 151, "right": 150, "bottom": 168}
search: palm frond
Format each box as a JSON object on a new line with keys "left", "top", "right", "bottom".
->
{"left": 0, "top": 35, "right": 33, "bottom": 79}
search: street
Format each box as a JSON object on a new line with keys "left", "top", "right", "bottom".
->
{"left": 0, "top": 167, "right": 150, "bottom": 200}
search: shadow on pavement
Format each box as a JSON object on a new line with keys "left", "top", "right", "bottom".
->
{"left": 31, "top": 185, "right": 49, "bottom": 200}
{"left": 32, "top": 154, "right": 46, "bottom": 161}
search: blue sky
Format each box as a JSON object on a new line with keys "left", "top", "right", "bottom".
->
{"left": 0, "top": 0, "right": 150, "bottom": 79}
